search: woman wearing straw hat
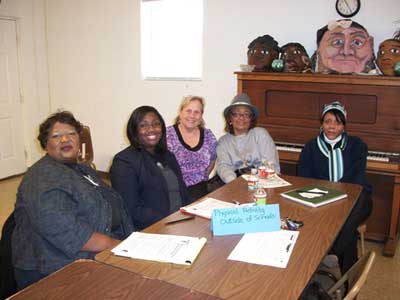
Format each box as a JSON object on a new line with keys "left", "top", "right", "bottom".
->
{"left": 299, "top": 101, "right": 372, "bottom": 273}
{"left": 216, "top": 93, "right": 280, "bottom": 184}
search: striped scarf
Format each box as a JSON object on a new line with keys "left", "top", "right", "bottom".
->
{"left": 317, "top": 132, "right": 348, "bottom": 182}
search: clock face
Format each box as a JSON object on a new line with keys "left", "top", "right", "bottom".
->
{"left": 336, "top": 0, "right": 361, "bottom": 18}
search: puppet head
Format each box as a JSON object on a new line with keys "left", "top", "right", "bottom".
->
{"left": 377, "top": 30, "right": 400, "bottom": 76}
{"left": 247, "top": 35, "right": 280, "bottom": 72}
{"left": 315, "top": 19, "right": 375, "bottom": 74}
{"left": 281, "top": 42, "right": 312, "bottom": 73}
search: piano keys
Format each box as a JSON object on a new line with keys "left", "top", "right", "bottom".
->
{"left": 276, "top": 142, "right": 400, "bottom": 163}
{"left": 236, "top": 72, "right": 400, "bottom": 256}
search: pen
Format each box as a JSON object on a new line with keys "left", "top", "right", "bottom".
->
{"left": 165, "top": 216, "right": 195, "bottom": 225}
{"left": 286, "top": 234, "right": 294, "bottom": 252}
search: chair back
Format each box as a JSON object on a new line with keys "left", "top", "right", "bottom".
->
{"left": 328, "top": 251, "right": 375, "bottom": 300}
{"left": 0, "top": 211, "right": 18, "bottom": 298}
{"left": 357, "top": 223, "right": 367, "bottom": 258}
{"left": 78, "top": 125, "right": 96, "bottom": 169}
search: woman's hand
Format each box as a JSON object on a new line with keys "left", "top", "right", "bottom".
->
{"left": 81, "top": 232, "right": 121, "bottom": 253}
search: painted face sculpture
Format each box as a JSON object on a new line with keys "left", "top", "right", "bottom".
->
{"left": 316, "top": 20, "right": 375, "bottom": 74}
{"left": 281, "top": 42, "right": 312, "bottom": 73}
{"left": 377, "top": 37, "right": 400, "bottom": 76}
{"left": 247, "top": 35, "right": 280, "bottom": 72}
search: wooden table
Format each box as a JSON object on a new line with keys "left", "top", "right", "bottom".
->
{"left": 8, "top": 260, "right": 221, "bottom": 300}
{"left": 96, "top": 175, "right": 361, "bottom": 300}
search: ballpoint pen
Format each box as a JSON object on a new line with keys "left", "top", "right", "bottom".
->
{"left": 165, "top": 216, "right": 195, "bottom": 225}
{"left": 286, "top": 234, "right": 294, "bottom": 252}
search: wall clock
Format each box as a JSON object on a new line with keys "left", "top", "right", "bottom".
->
{"left": 335, "top": 0, "right": 361, "bottom": 18}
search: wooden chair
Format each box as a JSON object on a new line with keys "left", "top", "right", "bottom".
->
{"left": 357, "top": 223, "right": 367, "bottom": 258}
{"left": 327, "top": 251, "right": 375, "bottom": 300}
{"left": 0, "top": 211, "right": 18, "bottom": 299}
{"left": 78, "top": 125, "right": 96, "bottom": 169}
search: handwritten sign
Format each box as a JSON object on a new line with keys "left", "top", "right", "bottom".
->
{"left": 210, "top": 204, "right": 281, "bottom": 236}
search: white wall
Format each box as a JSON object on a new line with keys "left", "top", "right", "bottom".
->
{"left": 12, "top": 0, "right": 400, "bottom": 171}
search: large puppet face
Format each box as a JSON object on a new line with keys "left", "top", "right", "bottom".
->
{"left": 317, "top": 25, "right": 374, "bottom": 74}
{"left": 282, "top": 44, "right": 311, "bottom": 73}
{"left": 377, "top": 39, "right": 400, "bottom": 76}
{"left": 247, "top": 42, "right": 279, "bottom": 72}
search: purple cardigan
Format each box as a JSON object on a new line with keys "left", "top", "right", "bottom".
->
{"left": 167, "top": 125, "right": 217, "bottom": 187}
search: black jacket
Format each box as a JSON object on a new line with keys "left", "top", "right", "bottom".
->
{"left": 110, "top": 146, "right": 189, "bottom": 230}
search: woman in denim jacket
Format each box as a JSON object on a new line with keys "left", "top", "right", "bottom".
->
{"left": 12, "top": 111, "right": 133, "bottom": 289}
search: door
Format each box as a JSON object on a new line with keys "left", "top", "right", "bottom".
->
{"left": 0, "top": 18, "right": 26, "bottom": 179}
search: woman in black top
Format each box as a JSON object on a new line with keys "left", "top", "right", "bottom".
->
{"left": 299, "top": 101, "right": 372, "bottom": 272}
{"left": 110, "top": 106, "right": 189, "bottom": 230}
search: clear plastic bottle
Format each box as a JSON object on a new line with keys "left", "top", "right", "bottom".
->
{"left": 266, "top": 161, "right": 276, "bottom": 178}
{"left": 254, "top": 187, "right": 267, "bottom": 205}
{"left": 258, "top": 159, "right": 267, "bottom": 179}
{"left": 248, "top": 168, "right": 259, "bottom": 191}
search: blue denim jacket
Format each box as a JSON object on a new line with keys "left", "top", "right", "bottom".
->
{"left": 12, "top": 155, "right": 134, "bottom": 275}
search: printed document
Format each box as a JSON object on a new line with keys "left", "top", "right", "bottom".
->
{"left": 228, "top": 230, "right": 299, "bottom": 268}
{"left": 180, "top": 197, "right": 237, "bottom": 219}
{"left": 242, "top": 174, "right": 291, "bottom": 188}
{"left": 112, "top": 232, "right": 207, "bottom": 266}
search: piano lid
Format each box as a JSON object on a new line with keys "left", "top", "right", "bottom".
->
{"left": 236, "top": 72, "right": 400, "bottom": 154}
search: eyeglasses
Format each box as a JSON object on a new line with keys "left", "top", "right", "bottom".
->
{"left": 231, "top": 112, "right": 252, "bottom": 119}
{"left": 49, "top": 131, "right": 78, "bottom": 143}
{"left": 138, "top": 121, "right": 162, "bottom": 130}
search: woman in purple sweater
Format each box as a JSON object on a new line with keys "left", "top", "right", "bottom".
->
{"left": 167, "top": 96, "right": 217, "bottom": 202}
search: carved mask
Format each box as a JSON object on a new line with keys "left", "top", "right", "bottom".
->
{"left": 377, "top": 39, "right": 400, "bottom": 76}
{"left": 316, "top": 20, "right": 375, "bottom": 74}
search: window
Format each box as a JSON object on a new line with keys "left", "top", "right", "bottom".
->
{"left": 141, "top": 0, "right": 203, "bottom": 80}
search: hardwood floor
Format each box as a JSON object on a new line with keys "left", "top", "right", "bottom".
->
{"left": 1, "top": 175, "right": 398, "bottom": 299}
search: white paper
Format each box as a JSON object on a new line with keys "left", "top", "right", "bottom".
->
{"left": 112, "top": 232, "right": 207, "bottom": 265}
{"left": 228, "top": 230, "right": 299, "bottom": 268}
{"left": 299, "top": 188, "right": 329, "bottom": 199}
{"left": 242, "top": 174, "right": 292, "bottom": 188}
{"left": 180, "top": 197, "right": 237, "bottom": 219}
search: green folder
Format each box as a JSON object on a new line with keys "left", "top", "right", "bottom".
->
{"left": 280, "top": 185, "right": 347, "bottom": 207}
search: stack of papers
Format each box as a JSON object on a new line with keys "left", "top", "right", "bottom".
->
{"left": 242, "top": 174, "right": 292, "bottom": 188}
{"left": 180, "top": 197, "right": 238, "bottom": 219}
{"left": 112, "top": 232, "right": 207, "bottom": 266}
{"left": 228, "top": 230, "right": 299, "bottom": 268}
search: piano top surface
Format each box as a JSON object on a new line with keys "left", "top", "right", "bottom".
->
{"left": 236, "top": 72, "right": 400, "bottom": 87}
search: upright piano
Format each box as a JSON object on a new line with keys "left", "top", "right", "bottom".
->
{"left": 236, "top": 72, "right": 400, "bottom": 256}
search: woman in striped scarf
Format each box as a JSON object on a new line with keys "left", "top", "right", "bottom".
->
{"left": 298, "top": 101, "right": 372, "bottom": 273}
